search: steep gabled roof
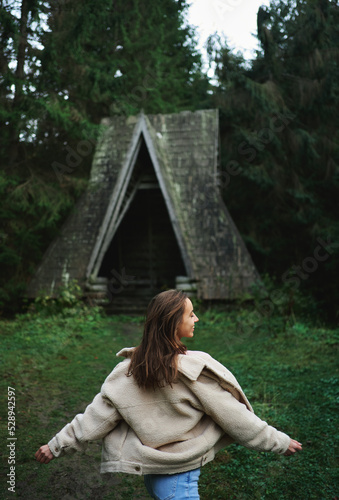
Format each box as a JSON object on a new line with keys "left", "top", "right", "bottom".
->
{"left": 27, "top": 109, "right": 259, "bottom": 300}
{"left": 86, "top": 113, "right": 192, "bottom": 281}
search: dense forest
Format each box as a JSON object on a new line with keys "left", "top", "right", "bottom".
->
{"left": 1, "top": 0, "right": 338, "bottom": 321}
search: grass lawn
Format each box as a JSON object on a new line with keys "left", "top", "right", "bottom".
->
{"left": 0, "top": 305, "right": 338, "bottom": 499}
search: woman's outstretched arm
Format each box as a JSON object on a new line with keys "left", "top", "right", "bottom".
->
{"left": 188, "top": 373, "right": 302, "bottom": 455}
{"left": 34, "top": 390, "right": 121, "bottom": 463}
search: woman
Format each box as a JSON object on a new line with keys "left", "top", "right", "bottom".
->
{"left": 35, "top": 289, "right": 302, "bottom": 499}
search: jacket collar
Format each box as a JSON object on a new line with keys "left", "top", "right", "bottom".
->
{"left": 116, "top": 347, "right": 134, "bottom": 358}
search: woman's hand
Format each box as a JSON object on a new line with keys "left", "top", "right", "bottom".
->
{"left": 35, "top": 444, "right": 54, "bottom": 464}
{"left": 283, "top": 439, "right": 302, "bottom": 456}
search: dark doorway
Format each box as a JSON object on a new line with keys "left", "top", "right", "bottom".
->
{"left": 98, "top": 186, "right": 186, "bottom": 303}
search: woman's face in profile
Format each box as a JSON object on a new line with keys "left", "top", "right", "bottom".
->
{"left": 176, "top": 298, "right": 199, "bottom": 340}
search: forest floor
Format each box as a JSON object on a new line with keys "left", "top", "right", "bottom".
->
{"left": 1, "top": 305, "right": 338, "bottom": 499}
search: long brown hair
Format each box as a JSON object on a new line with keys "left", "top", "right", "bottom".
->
{"left": 127, "top": 289, "right": 188, "bottom": 389}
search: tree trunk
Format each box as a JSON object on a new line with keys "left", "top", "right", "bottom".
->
{"left": 8, "top": 0, "right": 29, "bottom": 165}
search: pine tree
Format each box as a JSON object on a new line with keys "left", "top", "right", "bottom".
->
{"left": 210, "top": 0, "right": 339, "bottom": 320}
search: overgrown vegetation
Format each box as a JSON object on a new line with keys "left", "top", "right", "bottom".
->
{"left": 208, "top": 0, "right": 339, "bottom": 322}
{"left": 0, "top": 304, "right": 338, "bottom": 499}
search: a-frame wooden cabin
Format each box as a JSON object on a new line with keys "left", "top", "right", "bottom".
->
{"left": 26, "top": 110, "right": 259, "bottom": 311}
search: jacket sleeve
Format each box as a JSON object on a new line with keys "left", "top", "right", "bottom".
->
{"left": 189, "top": 373, "right": 290, "bottom": 455}
{"left": 48, "top": 391, "right": 121, "bottom": 458}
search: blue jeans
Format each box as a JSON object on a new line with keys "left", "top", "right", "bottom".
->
{"left": 144, "top": 468, "right": 200, "bottom": 499}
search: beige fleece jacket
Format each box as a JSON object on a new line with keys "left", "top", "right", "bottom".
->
{"left": 48, "top": 348, "right": 291, "bottom": 475}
